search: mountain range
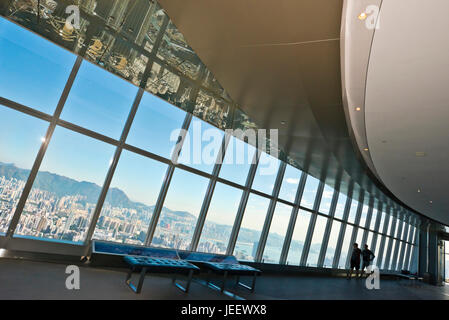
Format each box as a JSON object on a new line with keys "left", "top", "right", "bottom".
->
{"left": 0, "top": 162, "right": 289, "bottom": 245}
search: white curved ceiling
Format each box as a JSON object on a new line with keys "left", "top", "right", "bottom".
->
{"left": 363, "top": 0, "right": 449, "bottom": 224}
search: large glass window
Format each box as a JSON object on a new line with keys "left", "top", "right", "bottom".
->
{"left": 251, "top": 152, "right": 280, "bottom": 195}
{"left": 219, "top": 135, "right": 256, "bottom": 186}
{"left": 178, "top": 117, "right": 224, "bottom": 174}
{"left": 152, "top": 168, "right": 209, "bottom": 250}
{"left": 324, "top": 220, "right": 342, "bottom": 268}
{"left": 15, "top": 126, "right": 115, "bottom": 243}
{"left": 197, "top": 183, "right": 242, "bottom": 254}
{"left": 60, "top": 61, "right": 138, "bottom": 139}
{"left": 234, "top": 194, "right": 270, "bottom": 261}
{"left": 307, "top": 215, "right": 327, "bottom": 267}
{"left": 286, "top": 210, "right": 312, "bottom": 265}
{"left": 334, "top": 192, "right": 347, "bottom": 220}
{"left": 0, "top": 107, "right": 49, "bottom": 234}
{"left": 262, "top": 202, "right": 292, "bottom": 263}
{"left": 300, "top": 175, "right": 319, "bottom": 209}
{"left": 319, "top": 185, "right": 334, "bottom": 215}
{"left": 126, "top": 92, "right": 187, "bottom": 159}
{"left": 0, "top": 17, "right": 76, "bottom": 115}
{"left": 278, "top": 165, "right": 302, "bottom": 203}
{"left": 338, "top": 225, "right": 354, "bottom": 268}
{"left": 92, "top": 150, "right": 168, "bottom": 244}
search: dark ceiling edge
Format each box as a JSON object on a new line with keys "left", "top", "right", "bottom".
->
{"left": 340, "top": 1, "right": 443, "bottom": 226}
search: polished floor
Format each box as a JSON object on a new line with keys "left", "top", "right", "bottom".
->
{"left": 0, "top": 257, "right": 448, "bottom": 300}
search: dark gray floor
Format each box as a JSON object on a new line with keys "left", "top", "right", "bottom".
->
{"left": 0, "top": 257, "right": 448, "bottom": 300}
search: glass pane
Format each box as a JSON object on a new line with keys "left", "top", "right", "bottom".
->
{"left": 338, "top": 225, "right": 354, "bottom": 269}
{"left": 251, "top": 152, "right": 280, "bottom": 195}
{"left": 355, "top": 228, "right": 364, "bottom": 248}
{"left": 286, "top": 210, "right": 312, "bottom": 265}
{"left": 394, "top": 218, "right": 401, "bottom": 238}
{"left": 324, "top": 220, "right": 342, "bottom": 268}
{"left": 300, "top": 175, "right": 319, "bottom": 209}
{"left": 359, "top": 202, "right": 369, "bottom": 228}
{"left": 319, "top": 185, "right": 334, "bottom": 215}
{"left": 144, "top": 61, "right": 194, "bottom": 112}
{"left": 387, "top": 215, "right": 394, "bottom": 235}
{"left": 234, "top": 193, "right": 270, "bottom": 261}
{"left": 219, "top": 135, "right": 256, "bottom": 186}
{"left": 82, "top": 2, "right": 162, "bottom": 86}
{"left": 60, "top": 61, "right": 138, "bottom": 138}
{"left": 307, "top": 215, "right": 327, "bottom": 267}
{"left": 0, "top": 107, "right": 49, "bottom": 234}
{"left": 178, "top": 117, "right": 224, "bottom": 174}
{"left": 402, "top": 223, "right": 410, "bottom": 241}
{"left": 334, "top": 192, "right": 347, "bottom": 220}
{"left": 197, "top": 183, "right": 242, "bottom": 254}
{"left": 389, "top": 239, "right": 398, "bottom": 270}
{"left": 262, "top": 202, "right": 292, "bottom": 263}
{"left": 278, "top": 165, "right": 302, "bottom": 203}
{"left": 396, "top": 242, "right": 404, "bottom": 270}
{"left": 15, "top": 126, "right": 115, "bottom": 243}
{"left": 366, "top": 231, "right": 374, "bottom": 250}
{"left": 347, "top": 199, "right": 359, "bottom": 224}
{"left": 151, "top": 168, "right": 209, "bottom": 250}
{"left": 92, "top": 150, "right": 168, "bottom": 244}
{"left": 378, "top": 210, "right": 386, "bottom": 233}
{"left": 156, "top": 20, "right": 203, "bottom": 80}
{"left": 369, "top": 208, "right": 378, "bottom": 231}
{"left": 381, "top": 237, "right": 391, "bottom": 269}
{"left": 372, "top": 235, "right": 382, "bottom": 267}
{"left": 194, "top": 89, "right": 231, "bottom": 129}
{"left": 126, "top": 92, "right": 187, "bottom": 159}
{"left": 0, "top": 17, "right": 76, "bottom": 114}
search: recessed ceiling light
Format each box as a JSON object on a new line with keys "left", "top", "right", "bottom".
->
{"left": 356, "top": 107, "right": 361, "bottom": 111}
{"left": 358, "top": 12, "right": 368, "bottom": 20}
{"left": 415, "top": 152, "right": 426, "bottom": 157}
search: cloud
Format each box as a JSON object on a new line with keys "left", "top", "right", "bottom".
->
{"left": 286, "top": 178, "right": 299, "bottom": 184}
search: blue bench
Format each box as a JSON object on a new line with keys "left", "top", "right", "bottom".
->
{"left": 91, "top": 241, "right": 199, "bottom": 294}
{"left": 178, "top": 251, "right": 262, "bottom": 293}
{"left": 124, "top": 254, "right": 199, "bottom": 294}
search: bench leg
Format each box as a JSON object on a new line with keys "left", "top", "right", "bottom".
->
{"left": 237, "top": 273, "right": 257, "bottom": 293}
{"left": 126, "top": 267, "right": 147, "bottom": 294}
{"left": 221, "top": 271, "right": 228, "bottom": 293}
{"left": 173, "top": 270, "right": 194, "bottom": 293}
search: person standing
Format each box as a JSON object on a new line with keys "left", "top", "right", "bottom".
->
{"left": 346, "top": 243, "right": 362, "bottom": 279}
{"left": 361, "top": 244, "right": 375, "bottom": 277}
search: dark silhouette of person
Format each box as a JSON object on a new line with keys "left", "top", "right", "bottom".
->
{"left": 347, "top": 243, "right": 361, "bottom": 279}
{"left": 361, "top": 244, "right": 375, "bottom": 277}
